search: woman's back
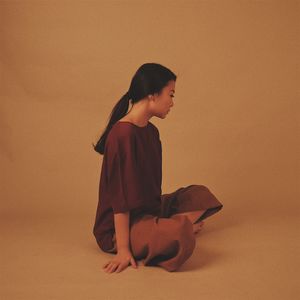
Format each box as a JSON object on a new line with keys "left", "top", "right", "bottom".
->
{"left": 93, "top": 121, "right": 162, "bottom": 252}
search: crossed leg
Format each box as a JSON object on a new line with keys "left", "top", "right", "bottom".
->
{"left": 172, "top": 209, "right": 206, "bottom": 234}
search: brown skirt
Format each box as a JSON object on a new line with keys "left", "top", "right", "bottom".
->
{"left": 106, "top": 184, "right": 223, "bottom": 272}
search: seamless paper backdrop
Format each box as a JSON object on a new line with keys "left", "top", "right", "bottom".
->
{"left": 0, "top": 0, "right": 297, "bottom": 217}
{"left": 0, "top": 1, "right": 299, "bottom": 299}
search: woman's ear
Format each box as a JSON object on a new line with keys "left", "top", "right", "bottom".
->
{"left": 148, "top": 94, "right": 154, "bottom": 101}
{"left": 148, "top": 93, "right": 158, "bottom": 102}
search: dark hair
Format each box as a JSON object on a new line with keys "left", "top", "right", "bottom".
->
{"left": 92, "top": 63, "right": 177, "bottom": 155}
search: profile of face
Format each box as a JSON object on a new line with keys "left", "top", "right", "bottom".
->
{"left": 149, "top": 80, "right": 175, "bottom": 118}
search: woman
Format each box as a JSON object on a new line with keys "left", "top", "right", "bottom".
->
{"left": 92, "top": 63, "right": 223, "bottom": 273}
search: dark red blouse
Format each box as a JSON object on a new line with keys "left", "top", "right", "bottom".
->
{"left": 93, "top": 121, "right": 162, "bottom": 252}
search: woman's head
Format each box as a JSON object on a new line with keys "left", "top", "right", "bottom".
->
{"left": 93, "top": 63, "right": 177, "bottom": 155}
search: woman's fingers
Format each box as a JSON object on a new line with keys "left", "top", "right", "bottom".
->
{"left": 115, "top": 263, "right": 126, "bottom": 273}
{"left": 104, "top": 264, "right": 111, "bottom": 273}
{"left": 103, "top": 262, "right": 110, "bottom": 268}
{"left": 107, "top": 261, "right": 126, "bottom": 273}
{"left": 103, "top": 260, "right": 113, "bottom": 272}
{"left": 105, "top": 262, "right": 118, "bottom": 273}
{"left": 103, "top": 257, "right": 136, "bottom": 273}
{"left": 131, "top": 258, "right": 138, "bottom": 268}
{"left": 110, "top": 264, "right": 119, "bottom": 273}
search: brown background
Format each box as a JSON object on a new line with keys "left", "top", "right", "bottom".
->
{"left": 1, "top": 1, "right": 299, "bottom": 299}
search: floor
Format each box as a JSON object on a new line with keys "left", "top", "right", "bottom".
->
{"left": 1, "top": 207, "right": 298, "bottom": 300}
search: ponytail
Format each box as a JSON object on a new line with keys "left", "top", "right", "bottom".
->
{"left": 92, "top": 91, "right": 131, "bottom": 155}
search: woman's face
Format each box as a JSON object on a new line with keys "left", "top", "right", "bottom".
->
{"left": 151, "top": 80, "right": 176, "bottom": 118}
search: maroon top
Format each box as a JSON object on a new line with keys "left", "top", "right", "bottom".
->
{"left": 93, "top": 121, "right": 162, "bottom": 252}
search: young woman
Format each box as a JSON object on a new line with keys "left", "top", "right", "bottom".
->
{"left": 92, "top": 63, "right": 223, "bottom": 273}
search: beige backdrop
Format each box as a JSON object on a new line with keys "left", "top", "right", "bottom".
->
{"left": 1, "top": 1, "right": 299, "bottom": 299}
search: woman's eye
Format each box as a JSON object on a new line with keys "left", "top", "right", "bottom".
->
{"left": 171, "top": 95, "right": 175, "bottom": 98}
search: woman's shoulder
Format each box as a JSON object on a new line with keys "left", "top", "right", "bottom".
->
{"left": 105, "top": 121, "right": 160, "bottom": 154}
{"left": 105, "top": 121, "right": 136, "bottom": 147}
{"left": 111, "top": 121, "right": 133, "bottom": 131}
{"left": 108, "top": 120, "right": 159, "bottom": 142}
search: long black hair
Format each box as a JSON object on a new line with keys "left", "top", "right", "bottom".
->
{"left": 92, "top": 63, "right": 177, "bottom": 155}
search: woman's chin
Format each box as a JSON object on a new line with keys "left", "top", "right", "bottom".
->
{"left": 157, "top": 111, "right": 170, "bottom": 119}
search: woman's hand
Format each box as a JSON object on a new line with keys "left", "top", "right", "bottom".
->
{"left": 103, "top": 249, "right": 138, "bottom": 273}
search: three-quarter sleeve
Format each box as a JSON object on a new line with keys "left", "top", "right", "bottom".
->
{"left": 103, "top": 129, "right": 145, "bottom": 214}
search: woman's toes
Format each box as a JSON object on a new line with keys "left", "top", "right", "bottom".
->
{"left": 193, "top": 222, "right": 204, "bottom": 234}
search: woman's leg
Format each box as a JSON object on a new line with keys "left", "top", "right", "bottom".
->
{"left": 162, "top": 185, "right": 223, "bottom": 225}
{"left": 172, "top": 209, "right": 206, "bottom": 224}
{"left": 129, "top": 214, "right": 196, "bottom": 272}
{"left": 171, "top": 210, "right": 206, "bottom": 234}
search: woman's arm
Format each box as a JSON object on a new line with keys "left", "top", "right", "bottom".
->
{"left": 103, "top": 212, "right": 137, "bottom": 273}
{"left": 114, "top": 212, "right": 130, "bottom": 252}
{"left": 103, "top": 212, "right": 138, "bottom": 273}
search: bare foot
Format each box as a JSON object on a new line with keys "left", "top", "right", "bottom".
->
{"left": 193, "top": 221, "right": 204, "bottom": 234}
